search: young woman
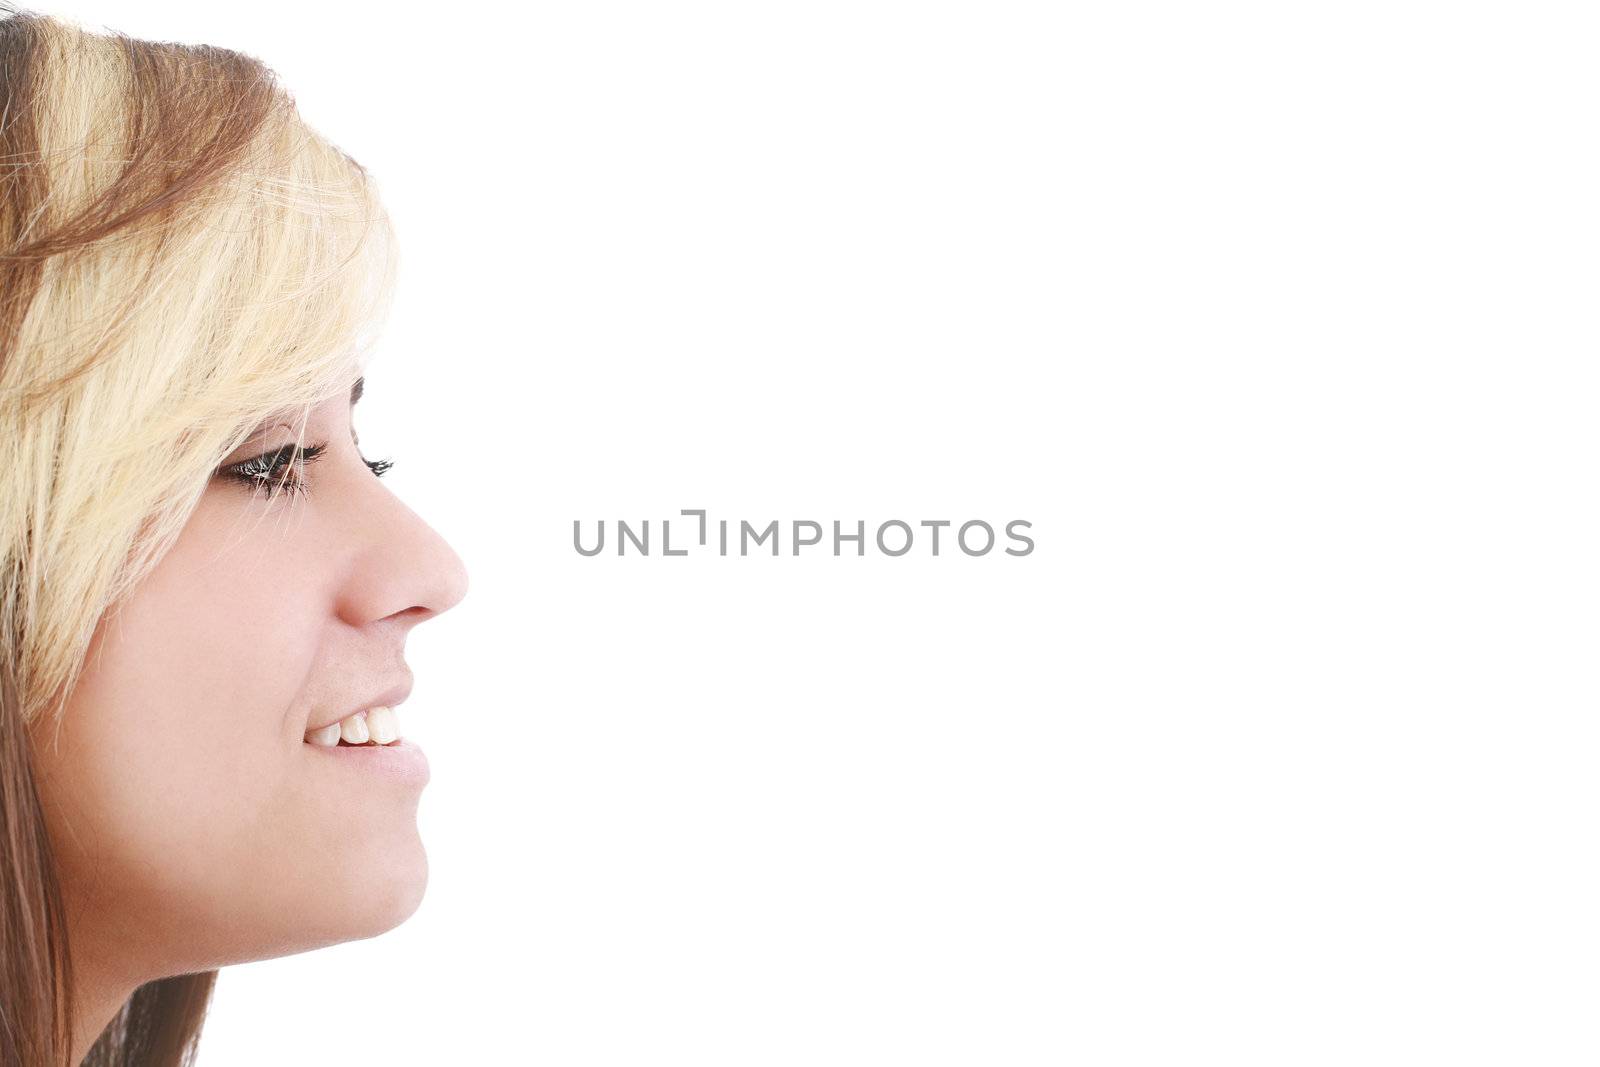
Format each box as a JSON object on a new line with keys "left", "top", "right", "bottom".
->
{"left": 0, "top": 9, "right": 469, "bottom": 1064}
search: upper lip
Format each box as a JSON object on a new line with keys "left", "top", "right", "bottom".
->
{"left": 305, "top": 677, "right": 413, "bottom": 733}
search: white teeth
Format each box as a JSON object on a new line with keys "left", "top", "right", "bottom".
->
{"left": 303, "top": 706, "right": 403, "bottom": 746}
{"left": 304, "top": 706, "right": 403, "bottom": 746}
{"left": 339, "top": 710, "right": 370, "bottom": 744}
{"left": 366, "top": 705, "right": 399, "bottom": 744}
{"left": 306, "top": 722, "right": 342, "bottom": 748}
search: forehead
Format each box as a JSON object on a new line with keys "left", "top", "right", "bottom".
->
{"left": 253, "top": 377, "right": 365, "bottom": 429}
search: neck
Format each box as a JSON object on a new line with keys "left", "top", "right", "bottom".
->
{"left": 66, "top": 927, "right": 143, "bottom": 1063}
{"left": 57, "top": 868, "right": 170, "bottom": 1064}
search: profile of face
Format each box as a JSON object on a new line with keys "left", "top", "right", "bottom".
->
{"left": 29, "top": 375, "right": 468, "bottom": 980}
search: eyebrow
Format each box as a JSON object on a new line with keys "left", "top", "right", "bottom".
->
{"left": 252, "top": 376, "right": 363, "bottom": 435}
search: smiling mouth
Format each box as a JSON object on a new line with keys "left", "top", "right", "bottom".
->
{"left": 304, "top": 706, "right": 402, "bottom": 747}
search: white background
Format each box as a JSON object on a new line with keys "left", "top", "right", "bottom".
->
{"left": 30, "top": 1, "right": 1600, "bottom": 1063}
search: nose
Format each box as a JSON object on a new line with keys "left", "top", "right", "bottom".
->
{"left": 334, "top": 472, "right": 469, "bottom": 629}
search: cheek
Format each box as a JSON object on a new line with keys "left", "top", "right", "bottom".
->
{"left": 48, "top": 538, "right": 311, "bottom": 907}
{"left": 34, "top": 492, "right": 432, "bottom": 966}
{"left": 34, "top": 493, "right": 423, "bottom": 966}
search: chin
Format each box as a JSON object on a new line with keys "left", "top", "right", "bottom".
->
{"left": 175, "top": 834, "right": 429, "bottom": 971}
{"left": 303, "top": 828, "right": 431, "bottom": 949}
{"left": 351, "top": 834, "right": 430, "bottom": 940}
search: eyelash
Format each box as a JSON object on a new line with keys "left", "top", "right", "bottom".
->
{"left": 220, "top": 442, "right": 393, "bottom": 500}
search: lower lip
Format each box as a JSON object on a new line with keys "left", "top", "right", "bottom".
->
{"left": 304, "top": 737, "right": 429, "bottom": 787}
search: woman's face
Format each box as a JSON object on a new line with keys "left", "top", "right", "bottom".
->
{"left": 30, "top": 375, "right": 468, "bottom": 980}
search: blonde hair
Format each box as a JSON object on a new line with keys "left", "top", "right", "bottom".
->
{"left": 0, "top": 6, "right": 398, "bottom": 1063}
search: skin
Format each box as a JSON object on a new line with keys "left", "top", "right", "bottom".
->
{"left": 27, "top": 373, "right": 469, "bottom": 1059}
